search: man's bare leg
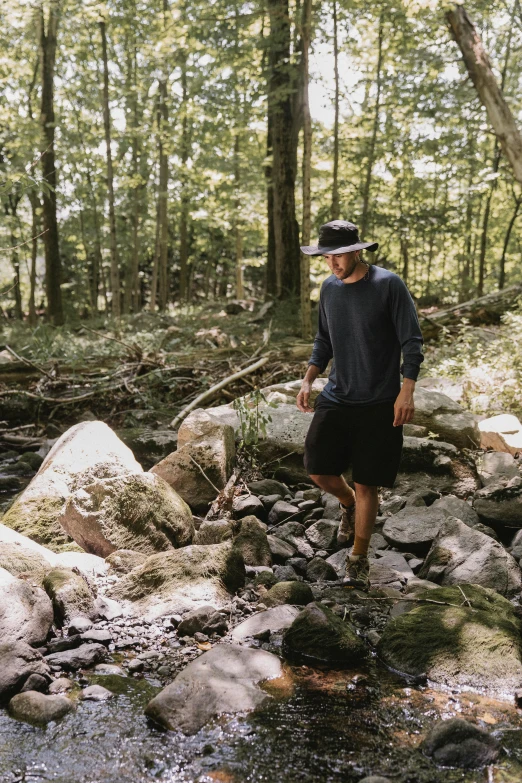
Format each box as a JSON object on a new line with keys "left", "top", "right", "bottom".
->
{"left": 351, "top": 482, "right": 379, "bottom": 554}
{"left": 308, "top": 473, "right": 355, "bottom": 508}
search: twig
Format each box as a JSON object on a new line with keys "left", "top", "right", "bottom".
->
{"left": 5, "top": 345, "right": 54, "bottom": 380}
{"left": 80, "top": 326, "right": 140, "bottom": 357}
{"left": 355, "top": 596, "right": 475, "bottom": 610}
{"left": 188, "top": 455, "right": 221, "bottom": 494}
{"left": 205, "top": 471, "right": 238, "bottom": 520}
{"left": 457, "top": 585, "right": 472, "bottom": 608}
{"left": 170, "top": 356, "right": 269, "bottom": 430}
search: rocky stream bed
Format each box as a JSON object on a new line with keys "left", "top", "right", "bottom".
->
{"left": 2, "top": 378, "right": 522, "bottom": 782}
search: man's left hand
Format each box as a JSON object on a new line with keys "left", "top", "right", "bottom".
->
{"left": 393, "top": 383, "right": 415, "bottom": 426}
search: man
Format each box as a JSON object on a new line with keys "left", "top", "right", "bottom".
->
{"left": 297, "top": 220, "right": 424, "bottom": 590}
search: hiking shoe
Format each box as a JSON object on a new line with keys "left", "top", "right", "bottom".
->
{"left": 337, "top": 500, "right": 356, "bottom": 546}
{"left": 342, "top": 555, "right": 370, "bottom": 591}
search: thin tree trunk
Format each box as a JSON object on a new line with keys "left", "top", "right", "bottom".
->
{"left": 124, "top": 44, "right": 141, "bottom": 314}
{"left": 150, "top": 198, "right": 161, "bottom": 311}
{"left": 300, "top": 0, "right": 312, "bottom": 338}
{"left": 233, "top": 124, "right": 244, "bottom": 299}
{"left": 499, "top": 193, "right": 522, "bottom": 288}
{"left": 157, "top": 80, "right": 169, "bottom": 309}
{"left": 265, "top": 116, "right": 277, "bottom": 298}
{"left": 39, "top": 2, "right": 64, "bottom": 325}
{"left": 100, "top": 18, "right": 120, "bottom": 317}
{"left": 28, "top": 191, "right": 39, "bottom": 325}
{"left": 446, "top": 4, "right": 522, "bottom": 187}
{"left": 267, "top": 0, "right": 301, "bottom": 299}
{"left": 331, "top": 0, "right": 340, "bottom": 220}
{"left": 360, "top": 14, "right": 383, "bottom": 240}
{"left": 179, "top": 56, "right": 189, "bottom": 301}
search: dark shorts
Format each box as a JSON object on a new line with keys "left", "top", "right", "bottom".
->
{"left": 303, "top": 392, "right": 403, "bottom": 488}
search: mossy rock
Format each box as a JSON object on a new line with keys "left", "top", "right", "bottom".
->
{"left": 377, "top": 584, "right": 522, "bottom": 694}
{"left": 2, "top": 496, "right": 80, "bottom": 553}
{"left": 262, "top": 580, "right": 313, "bottom": 608}
{"left": 0, "top": 542, "right": 51, "bottom": 579}
{"left": 283, "top": 601, "right": 367, "bottom": 664}
{"left": 233, "top": 516, "right": 272, "bottom": 568}
{"left": 110, "top": 541, "right": 245, "bottom": 613}
{"left": 254, "top": 570, "right": 278, "bottom": 589}
{"left": 42, "top": 568, "right": 96, "bottom": 627}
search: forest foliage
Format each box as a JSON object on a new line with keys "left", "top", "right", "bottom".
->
{"left": 2, "top": 0, "right": 522, "bottom": 323}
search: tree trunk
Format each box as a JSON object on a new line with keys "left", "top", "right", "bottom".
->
{"left": 265, "top": 116, "right": 277, "bottom": 298}
{"left": 300, "top": 0, "right": 312, "bottom": 338}
{"left": 157, "top": 78, "right": 169, "bottom": 310}
{"left": 100, "top": 18, "right": 120, "bottom": 317}
{"left": 28, "top": 191, "right": 39, "bottom": 325}
{"left": 499, "top": 193, "right": 522, "bottom": 289}
{"left": 39, "top": 2, "right": 64, "bottom": 325}
{"left": 360, "top": 14, "right": 383, "bottom": 240}
{"left": 331, "top": 0, "right": 339, "bottom": 220}
{"left": 123, "top": 44, "right": 141, "bottom": 314}
{"left": 179, "top": 57, "right": 189, "bottom": 301}
{"left": 267, "top": 0, "right": 301, "bottom": 299}
{"left": 234, "top": 126, "right": 244, "bottom": 300}
{"left": 445, "top": 5, "right": 522, "bottom": 187}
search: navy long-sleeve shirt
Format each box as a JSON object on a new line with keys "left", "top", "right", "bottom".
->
{"left": 308, "top": 265, "right": 424, "bottom": 405}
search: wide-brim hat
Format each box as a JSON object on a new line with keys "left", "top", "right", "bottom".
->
{"left": 300, "top": 219, "right": 378, "bottom": 255}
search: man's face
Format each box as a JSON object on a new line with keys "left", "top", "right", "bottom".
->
{"left": 323, "top": 250, "right": 360, "bottom": 281}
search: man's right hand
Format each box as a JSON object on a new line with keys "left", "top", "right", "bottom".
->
{"left": 296, "top": 381, "right": 314, "bottom": 413}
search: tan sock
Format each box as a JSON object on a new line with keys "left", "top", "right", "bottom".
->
{"left": 351, "top": 535, "right": 370, "bottom": 558}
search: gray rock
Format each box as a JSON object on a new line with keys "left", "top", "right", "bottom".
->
{"left": 268, "top": 501, "right": 302, "bottom": 526}
{"left": 0, "top": 642, "right": 50, "bottom": 704}
{"left": 94, "top": 663, "right": 125, "bottom": 676}
{"left": 258, "top": 494, "right": 283, "bottom": 511}
{"left": 262, "top": 581, "right": 314, "bottom": 607}
{"left": 273, "top": 565, "right": 299, "bottom": 582}
{"left": 382, "top": 506, "right": 451, "bottom": 554}
{"left": 411, "top": 387, "right": 480, "bottom": 449}
{"left": 321, "top": 492, "right": 342, "bottom": 520}
{"left": 80, "top": 629, "right": 112, "bottom": 646}
{"left": 368, "top": 561, "right": 404, "bottom": 590}
{"left": 272, "top": 522, "right": 314, "bottom": 559}
{"left": 358, "top": 778, "right": 392, "bottom": 783}
{"left": 231, "top": 605, "right": 300, "bottom": 641}
{"left": 305, "top": 520, "right": 339, "bottom": 550}
{"left": 44, "top": 643, "right": 109, "bottom": 671}
{"left": 267, "top": 535, "right": 296, "bottom": 562}
{"left": 248, "top": 479, "right": 289, "bottom": 497}
{"left": 127, "top": 659, "right": 144, "bottom": 673}
{"left": 380, "top": 495, "right": 407, "bottom": 515}
{"left": 325, "top": 549, "right": 349, "bottom": 578}
{"left": 67, "top": 616, "right": 93, "bottom": 635}
{"left": 376, "top": 552, "right": 413, "bottom": 578}
{"left": 145, "top": 644, "right": 284, "bottom": 733}
{"left": 79, "top": 684, "right": 113, "bottom": 701}
{"left": 283, "top": 602, "right": 367, "bottom": 664}
{"left": 305, "top": 557, "right": 338, "bottom": 582}
{"left": 46, "top": 635, "right": 83, "bottom": 654}
{"left": 473, "top": 481, "right": 522, "bottom": 527}
{"left": 48, "top": 677, "right": 74, "bottom": 693}
{"left": 42, "top": 567, "right": 96, "bottom": 627}
{"left": 20, "top": 673, "right": 49, "bottom": 693}
{"left": 422, "top": 718, "right": 499, "bottom": 768}
{"left": 8, "top": 690, "right": 73, "bottom": 725}
{"left": 419, "top": 516, "right": 522, "bottom": 595}
{"left": 233, "top": 515, "right": 272, "bottom": 567}
{"left": 105, "top": 549, "right": 148, "bottom": 574}
{"left": 431, "top": 494, "right": 479, "bottom": 528}
{"left": 194, "top": 518, "right": 235, "bottom": 545}
{"left": 287, "top": 557, "right": 307, "bottom": 575}
{"left": 403, "top": 492, "right": 426, "bottom": 507}
{"left": 232, "top": 494, "right": 266, "bottom": 520}
{"left": 178, "top": 605, "right": 219, "bottom": 636}
{"left": 478, "top": 451, "right": 519, "bottom": 487}
{"left": 0, "top": 567, "right": 53, "bottom": 646}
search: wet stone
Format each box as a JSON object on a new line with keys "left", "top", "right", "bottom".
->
{"left": 80, "top": 684, "right": 113, "bottom": 701}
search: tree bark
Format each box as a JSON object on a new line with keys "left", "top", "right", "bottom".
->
{"left": 499, "top": 192, "right": 522, "bottom": 289}
{"left": 267, "top": 0, "right": 301, "bottom": 299}
{"left": 123, "top": 43, "right": 142, "bottom": 314}
{"left": 100, "top": 18, "right": 120, "bottom": 317}
{"left": 331, "top": 0, "right": 340, "bottom": 220}
{"left": 178, "top": 56, "right": 189, "bottom": 301}
{"left": 28, "top": 191, "right": 40, "bottom": 325}
{"left": 360, "top": 14, "right": 383, "bottom": 240}
{"left": 39, "top": 2, "right": 64, "bottom": 325}
{"left": 234, "top": 131, "right": 244, "bottom": 300}
{"left": 300, "top": 0, "right": 312, "bottom": 338}
{"left": 445, "top": 4, "right": 522, "bottom": 187}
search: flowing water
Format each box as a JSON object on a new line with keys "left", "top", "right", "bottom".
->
{"left": 1, "top": 660, "right": 522, "bottom": 783}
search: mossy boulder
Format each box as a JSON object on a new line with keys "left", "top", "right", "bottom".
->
{"left": 110, "top": 541, "right": 245, "bottom": 619}
{"left": 42, "top": 568, "right": 96, "bottom": 627}
{"left": 105, "top": 549, "right": 148, "bottom": 574}
{"left": 422, "top": 718, "right": 500, "bottom": 768}
{"left": 0, "top": 567, "right": 53, "bottom": 646}
{"left": 0, "top": 541, "right": 51, "bottom": 578}
{"left": 59, "top": 472, "right": 194, "bottom": 557}
{"left": 233, "top": 515, "right": 272, "bottom": 567}
{"left": 1, "top": 421, "right": 143, "bottom": 553}
{"left": 283, "top": 601, "right": 367, "bottom": 664}
{"left": 377, "top": 584, "right": 522, "bottom": 696}
{"left": 194, "top": 518, "right": 235, "bottom": 545}
{"left": 262, "top": 580, "right": 313, "bottom": 608}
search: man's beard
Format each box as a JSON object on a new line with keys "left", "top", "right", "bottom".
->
{"left": 334, "top": 260, "right": 359, "bottom": 280}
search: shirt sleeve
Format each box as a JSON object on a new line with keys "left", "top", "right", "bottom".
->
{"left": 388, "top": 276, "right": 424, "bottom": 381}
{"left": 308, "top": 287, "right": 333, "bottom": 373}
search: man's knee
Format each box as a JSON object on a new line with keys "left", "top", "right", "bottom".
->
{"left": 309, "top": 473, "right": 339, "bottom": 489}
{"left": 354, "top": 482, "right": 379, "bottom": 496}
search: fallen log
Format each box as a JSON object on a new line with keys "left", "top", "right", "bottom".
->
{"left": 419, "top": 284, "right": 522, "bottom": 340}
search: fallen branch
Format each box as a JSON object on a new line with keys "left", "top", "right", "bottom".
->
{"left": 205, "top": 470, "right": 238, "bottom": 520}
{"left": 188, "top": 455, "right": 221, "bottom": 495}
{"left": 169, "top": 356, "right": 269, "bottom": 430}
{"left": 356, "top": 596, "right": 475, "bottom": 610}
{"left": 4, "top": 345, "right": 54, "bottom": 380}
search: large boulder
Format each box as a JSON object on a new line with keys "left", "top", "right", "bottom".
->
{"left": 382, "top": 506, "right": 451, "bottom": 555}
{"left": 231, "top": 606, "right": 300, "bottom": 642}
{"left": 194, "top": 518, "right": 235, "bottom": 545}
{"left": 397, "top": 437, "right": 480, "bottom": 496}
{"left": 116, "top": 427, "right": 178, "bottom": 470}
{"left": 233, "top": 515, "right": 272, "bottom": 567}
{"left": 44, "top": 643, "right": 108, "bottom": 671}
{"left": 430, "top": 494, "right": 479, "bottom": 528}
{"left": 0, "top": 641, "right": 50, "bottom": 704}
{"left": 262, "top": 581, "right": 314, "bottom": 608}
{"left": 0, "top": 567, "right": 53, "bottom": 646}
{"left": 422, "top": 718, "right": 500, "bottom": 769}
{"left": 418, "top": 516, "right": 521, "bottom": 595}
{"left": 8, "top": 691, "right": 74, "bottom": 725}
{"left": 410, "top": 387, "right": 480, "bottom": 449}
{"left": 377, "top": 584, "right": 522, "bottom": 696}
{"left": 473, "top": 481, "right": 522, "bottom": 527}
{"left": 42, "top": 568, "right": 96, "bottom": 627}
{"left": 144, "top": 644, "right": 285, "bottom": 733}
{"left": 151, "top": 411, "right": 235, "bottom": 511}
{"left": 0, "top": 541, "right": 51, "bottom": 578}
{"left": 110, "top": 541, "right": 245, "bottom": 620}
{"left": 1, "top": 422, "right": 143, "bottom": 551}
{"left": 59, "top": 472, "right": 194, "bottom": 557}
{"left": 477, "top": 451, "right": 520, "bottom": 487}
{"left": 283, "top": 602, "right": 367, "bottom": 664}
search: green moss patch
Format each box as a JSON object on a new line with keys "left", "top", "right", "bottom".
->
{"left": 283, "top": 601, "right": 367, "bottom": 664}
